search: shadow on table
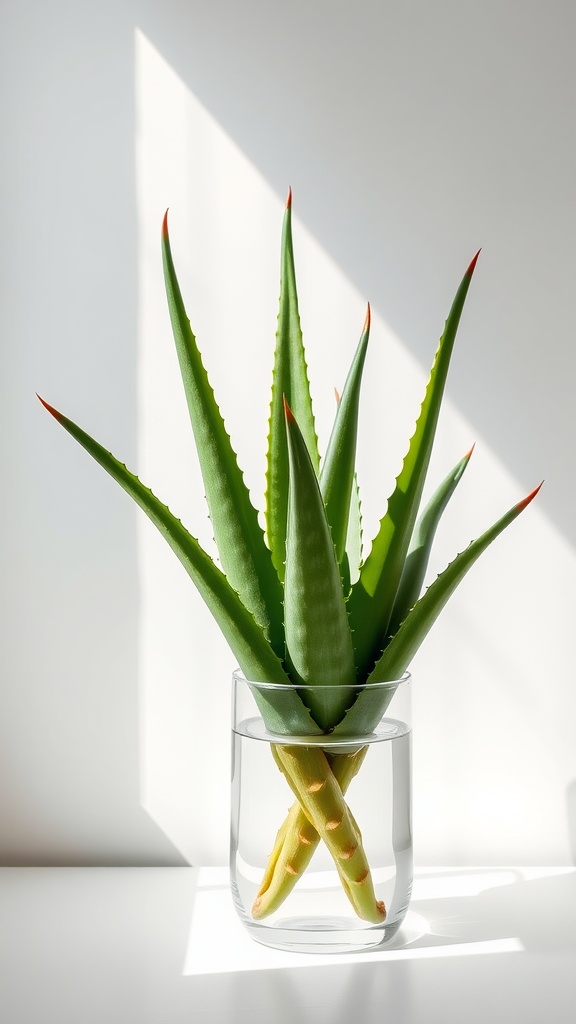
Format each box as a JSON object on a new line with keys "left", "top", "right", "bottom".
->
{"left": 183, "top": 869, "right": 576, "bottom": 1024}
{"left": 367, "top": 867, "right": 576, "bottom": 957}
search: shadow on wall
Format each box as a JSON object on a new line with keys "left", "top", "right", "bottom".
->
{"left": 136, "top": 0, "right": 576, "bottom": 546}
{"left": 566, "top": 781, "right": 576, "bottom": 865}
{"left": 0, "top": 0, "right": 190, "bottom": 865}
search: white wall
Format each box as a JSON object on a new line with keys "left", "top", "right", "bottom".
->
{"left": 1, "top": 0, "right": 575, "bottom": 867}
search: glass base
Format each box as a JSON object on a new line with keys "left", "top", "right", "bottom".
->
{"left": 244, "top": 915, "right": 403, "bottom": 954}
{"left": 232, "top": 866, "right": 412, "bottom": 953}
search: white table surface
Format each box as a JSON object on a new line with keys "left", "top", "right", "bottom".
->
{"left": 1, "top": 865, "right": 575, "bottom": 1024}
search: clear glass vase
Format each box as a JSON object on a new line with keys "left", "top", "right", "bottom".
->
{"left": 230, "top": 671, "right": 412, "bottom": 953}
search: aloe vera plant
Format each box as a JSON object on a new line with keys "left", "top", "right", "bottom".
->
{"left": 39, "top": 191, "right": 540, "bottom": 924}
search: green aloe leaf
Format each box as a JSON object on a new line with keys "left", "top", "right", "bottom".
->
{"left": 37, "top": 397, "right": 321, "bottom": 737}
{"left": 387, "top": 446, "right": 473, "bottom": 639}
{"left": 332, "top": 482, "right": 542, "bottom": 736}
{"left": 283, "top": 398, "right": 356, "bottom": 730}
{"left": 319, "top": 306, "right": 370, "bottom": 565}
{"left": 348, "top": 252, "right": 481, "bottom": 679}
{"left": 370, "top": 481, "right": 542, "bottom": 680}
{"left": 265, "top": 191, "right": 320, "bottom": 579}
{"left": 340, "top": 472, "right": 363, "bottom": 595}
{"left": 162, "top": 214, "right": 284, "bottom": 658}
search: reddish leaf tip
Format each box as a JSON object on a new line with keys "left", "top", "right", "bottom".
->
{"left": 37, "top": 394, "right": 63, "bottom": 422}
{"left": 364, "top": 302, "right": 371, "bottom": 333}
{"left": 334, "top": 387, "right": 341, "bottom": 405}
{"left": 286, "top": 187, "right": 292, "bottom": 209}
{"left": 162, "top": 209, "right": 169, "bottom": 240}
{"left": 283, "top": 394, "right": 295, "bottom": 423}
{"left": 466, "top": 249, "right": 481, "bottom": 277}
{"left": 516, "top": 481, "right": 543, "bottom": 512}
{"left": 465, "top": 442, "right": 476, "bottom": 460}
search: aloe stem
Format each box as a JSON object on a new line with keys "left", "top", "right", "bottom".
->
{"left": 270, "top": 744, "right": 385, "bottom": 923}
{"left": 252, "top": 745, "right": 368, "bottom": 919}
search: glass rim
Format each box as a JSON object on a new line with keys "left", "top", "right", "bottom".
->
{"left": 232, "top": 668, "right": 411, "bottom": 693}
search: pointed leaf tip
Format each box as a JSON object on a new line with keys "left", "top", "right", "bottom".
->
{"left": 286, "top": 187, "right": 292, "bottom": 209}
{"left": 334, "top": 386, "right": 341, "bottom": 405}
{"left": 282, "top": 394, "right": 295, "bottom": 423}
{"left": 516, "top": 481, "right": 543, "bottom": 512}
{"left": 162, "top": 209, "right": 169, "bottom": 239}
{"left": 364, "top": 302, "right": 371, "bottom": 333}
{"left": 37, "top": 393, "right": 63, "bottom": 422}
{"left": 466, "top": 249, "right": 481, "bottom": 277}
{"left": 465, "top": 442, "right": 476, "bottom": 460}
